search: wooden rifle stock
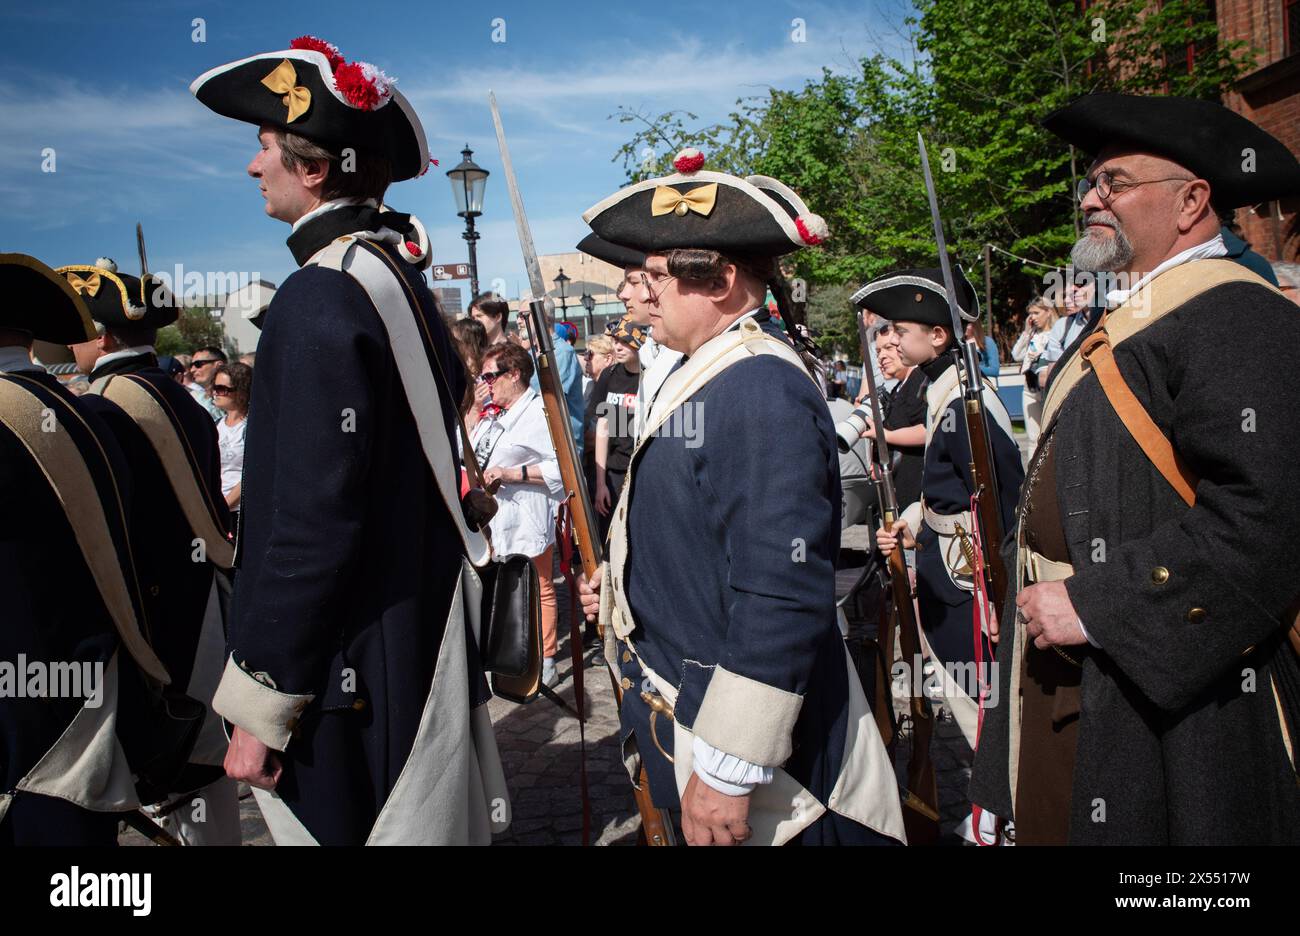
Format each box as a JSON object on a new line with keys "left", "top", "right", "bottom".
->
{"left": 523, "top": 304, "right": 675, "bottom": 847}
{"left": 857, "top": 317, "right": 940, "bottom": 844}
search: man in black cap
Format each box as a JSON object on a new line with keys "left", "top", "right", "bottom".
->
{"left": 0, "top": 254, "right": 180, "bottom": 844}
{"left": 969, "top": 93, "right": 1300, "bottom": 845}
{"left": 192, "top": 35, "right": 506, "bottom": 845}
{"left": 577, "top": 150, "right": 905, "bottom": 846}
{"left": 58, "top": 250, "right": 237, "bottom": 844}
{"left": 862, "top": 268, "right": 1025, "bottom": 843}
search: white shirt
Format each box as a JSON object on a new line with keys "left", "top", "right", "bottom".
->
{"left": 93, "top": 345, "right": 155, "bottom": 372}
{"left": 217, "top": 417, "right": 247, "bottom": 499}
{"left": 468, "top": 388, "right": 564, "bottom": 557}
{"left": 1104, "top": 233, "right": 1227, "bottom": 308}
{"left": 290, "top": 197, "right": 380, "bottom": 233}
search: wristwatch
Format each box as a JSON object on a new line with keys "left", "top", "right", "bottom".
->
{"left": 521, "top": 464, "right": 529, "bottom": 482}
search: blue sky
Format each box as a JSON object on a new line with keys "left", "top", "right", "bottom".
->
{"left": 0, "top": 0, "right": 913, "bottom": 306}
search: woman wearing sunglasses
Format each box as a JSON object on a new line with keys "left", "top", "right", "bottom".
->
{"left": 211, "top": 362, "right": 252, "bottom": 533}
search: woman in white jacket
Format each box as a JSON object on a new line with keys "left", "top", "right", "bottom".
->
{"left": 1010, "top": 298, "right": 1058, "bottom": 451}
{"left": 469, "top": 342, "right": 566, "bottom": 687}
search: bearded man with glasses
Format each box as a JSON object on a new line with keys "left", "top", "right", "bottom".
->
{"left": 969, "top": 93, "right": 1300, "bottom": 846}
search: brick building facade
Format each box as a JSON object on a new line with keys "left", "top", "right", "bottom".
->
{"left": 1218, "top": 0, "right": 1300, "bottom": 260}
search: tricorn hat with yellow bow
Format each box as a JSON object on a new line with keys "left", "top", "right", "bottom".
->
{"left": 0, "top": 253, "right": 96, "bottom": 344}
{"left": 190, "top": 35, "right": 430, "bottom": 182}
{"left": 57, "top": 226, "right": 180, "bottom": 332}
{"left": 581, "top": 148, "right": 830, "bottom": 258}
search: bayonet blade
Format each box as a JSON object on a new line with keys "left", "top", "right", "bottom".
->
{"left": 489, "top": 91, "right": 548, "bottom": 306}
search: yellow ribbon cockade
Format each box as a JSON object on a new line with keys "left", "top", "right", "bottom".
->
{"left": 64, "top": 271, "right": 101, "bottom": 297}
{"left": 261, "top": 59, "right": 311, "bottom": 124}
{"left": 650, "top": 183, "right": 718, "bottom": 218}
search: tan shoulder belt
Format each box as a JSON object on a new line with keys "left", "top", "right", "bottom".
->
{"left": 92, "top": 374, "right": 234, "bottom": 569}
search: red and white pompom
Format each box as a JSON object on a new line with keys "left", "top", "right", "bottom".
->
{"left": 795, "top": 214, "right": 830, "bottom": 246}
{"left": 290, "top": 35, "right": 345, "bottom": 71}
{"left": 673, "top": 147, "right": 705, "bottom": 174}
{"left": 335, "top": 60, "right": 395, "bottom": 111}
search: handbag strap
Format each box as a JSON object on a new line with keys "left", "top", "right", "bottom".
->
{"left": 1079, "top": 318, "right": 1197, "bottom": 506}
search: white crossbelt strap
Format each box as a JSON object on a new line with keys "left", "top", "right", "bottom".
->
{"left": 307, "top": 236, "right": 489, "bottom": 567}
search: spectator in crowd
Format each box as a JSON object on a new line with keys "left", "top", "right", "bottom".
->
{"left": 212, "top": 361, "right": 251, "bottom": 535}
{"left": 1011, "top": 297, "right": 1060, "bottom": 449}
{"left": 239, "top": 352, "right": 256, "bottom": 368}
{"left": 582, "top": 334, "right": 616, "bottom": 407}
{"left": 587, "top": 315, "right": 644, "bottom": 541}
{"left": 1221, "top": 223, "right": 1280, "bottom": 285}
{"left": 450, "top": 317, "right": 490, "bottom": 433}
{"left": 158, "top": 355, "right": 187, "bottom": 383}
{"left": 965, "top": 319, "right": 1000, "bottom": 378}
{"left": 468, "top": 342, "right": 565, "bottom": 688}
{"left": 517, "top": 304, "right": 586, "bottom": 460}
{"left": 1039, "top": 282, "right": 1095, "bottom": 385}
{"left": 175, "top": 352, "right": 193, "bottom": 383}
{"left": 1272, "top": 261, "right": 1300, "bottom": 306}
{"left": 469, "top": 292, "right": 511, "bottom": 346}
{"left": 187, "top": 345, "right": 226, "bottom": 420}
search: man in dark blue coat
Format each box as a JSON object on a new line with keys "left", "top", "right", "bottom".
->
{"left": 578, "top": 151, "right": 906, "bottom": 846}
{"left": 192, "top": 37, "right": 506, "bottom": 844}
{"left": 0, "top": 254, "right": 175, "bottom": 845}
{"left": 60, "top": 251, "right": 237, "bottom": 844}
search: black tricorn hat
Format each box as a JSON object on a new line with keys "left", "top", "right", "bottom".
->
{"left": 851, "top": 267, "right": 979, "bottom": 328}
{"left": 1042, "top": 93, "right": 1300, "bottom": 209}
{"left": 190, "top": 37, "right": 430, "bottom": 182}
{"left": 56, "top": 258, "right": 179, "bottom": 331}
{"left": 582, "top": 149, "right": 829, "bottom": 258}
{"left": 576, "top": 233, "right": 647, "bottom": 270}
{"left": 0, "top": 253, "right": 96, "bottom": 343}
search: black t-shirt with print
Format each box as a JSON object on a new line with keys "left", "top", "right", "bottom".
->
{"left": 585, "top": 363, "right": 640, "bottom": 473}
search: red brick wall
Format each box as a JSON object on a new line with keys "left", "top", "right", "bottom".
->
{"left": 1219, "top": 0, "right": 1300, "bottom": 261}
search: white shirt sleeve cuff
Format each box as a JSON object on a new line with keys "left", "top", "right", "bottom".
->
{"left": 1077, "top": 618, "right": 1101, "bottom": 648}
{"left": 691, "top": 735, "right": 773, "bottom": 796}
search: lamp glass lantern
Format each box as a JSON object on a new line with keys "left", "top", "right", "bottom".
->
{"left": 446, "top": 145, "right": 488, "bottom": 217}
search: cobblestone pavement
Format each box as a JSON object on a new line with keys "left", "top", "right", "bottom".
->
{"left": 125, "top": 532, "right": 984, "bottom": 846}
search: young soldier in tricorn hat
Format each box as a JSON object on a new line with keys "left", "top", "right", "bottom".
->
{"left": 862, "top": 267, "right": 1025, "bottom": 843}
{"left": 969, "top": 93, "right": 1300, "bottom": 845}
{"left": 578, "top": 150, "right": 906, "bottom": 846}
{"left": 58, "top": 242, "right": 238, "bottom": 844}
{"left": 192, "top": 35, "right": 506, "bottom": 845}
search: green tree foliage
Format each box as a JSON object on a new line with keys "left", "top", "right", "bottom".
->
{"left": 155, "top": 306, "right": 226, "bottom": 356}
{"left": 613, "top": 0, "right": 1255, "bottom": 360}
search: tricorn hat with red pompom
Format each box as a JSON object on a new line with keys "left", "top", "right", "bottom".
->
{"left": 582, "top": 149, "right": 829, "bottom": 258}
{"left": 190, "top": 36, "right": 429, "bottom": 181}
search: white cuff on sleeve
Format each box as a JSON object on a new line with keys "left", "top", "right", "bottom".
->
{"left": 691, "top": 735, "right": 773, "bottom": 796}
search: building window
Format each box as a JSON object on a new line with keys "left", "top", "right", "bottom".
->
{"left": 1161, "top": 0, "right": 1218, "bottom": 76}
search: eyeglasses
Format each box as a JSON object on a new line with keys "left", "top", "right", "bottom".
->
{"left": 642, "top": 273, "right": 677, "bottom": 303}
{"left": 477, "top": 368, "right": 510, "bottom": 384}
{"left": 1075, "top": 171, "right": 1194, "bottom": 203}
{"left": 212, "top": 384, "right": 233, "bottom": 396}
{"left": 190, "top": 358, "right": 220, "bottom": 368}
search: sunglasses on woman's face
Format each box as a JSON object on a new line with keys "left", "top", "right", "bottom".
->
{"left": 477, "top": 369, "right": 509, "bottom": 384}
{"left": 212, "top": 383, "right": 234, "bottom": 396}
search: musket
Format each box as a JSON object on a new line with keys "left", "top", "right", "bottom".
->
{"left": 490, "top": 92, "right": 675, "bottom": 847}
{"left": 856, "top": 315, "right": 940, "bottom": 845}
{"left": 917, "top": 134, "right": 1009, "bottom": 618}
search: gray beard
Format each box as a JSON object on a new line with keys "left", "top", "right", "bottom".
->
{"left": 1071, "top": 224, "right": 1135, "bottom": 273}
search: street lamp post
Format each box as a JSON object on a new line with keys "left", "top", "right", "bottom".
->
{"left": 446, "top": 144, "right": 489, "bottom": 297}
{"left": 580, "top": 291, "right": 595, "bottom": 340}
{"left": 553, "top": 267, "right": 571, "bottom": 326}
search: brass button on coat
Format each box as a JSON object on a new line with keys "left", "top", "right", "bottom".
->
{"left": 621, "top": 650, "right": 632, "bottom": 663}
{"left": 1150, "top": 567, "right": 1169, "bottom": 585}
{"left": 352, "top": 699, "right": 367, "bottom": 712}
{"left": 1186, "top": 607, "right": 1207, "bottom": 624}
{"left": 620, "top": 677, "right": 632, "bottom": 691}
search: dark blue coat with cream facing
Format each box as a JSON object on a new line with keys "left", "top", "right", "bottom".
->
{"left": 212, "top": 206, "right": 490, "bottom": 845}
{"left": 608, "top": 311, "right": 905, "bottom": 845}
